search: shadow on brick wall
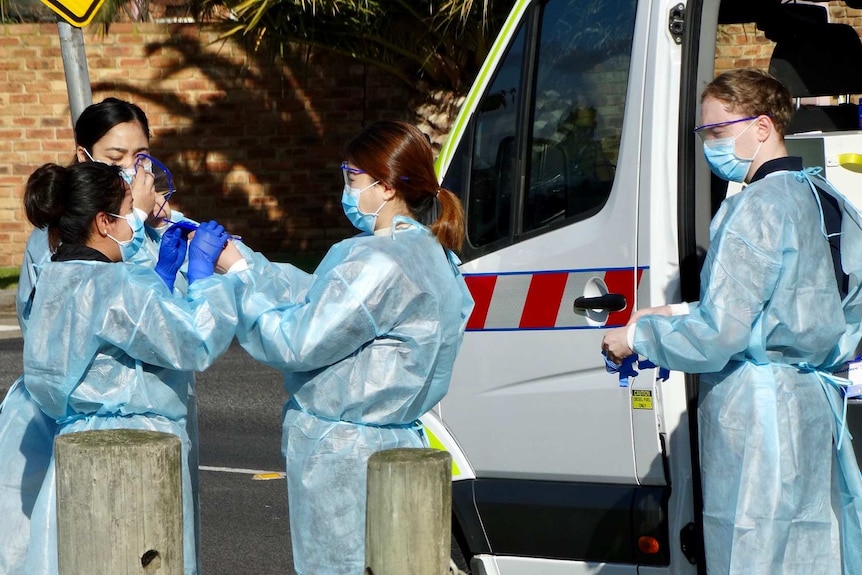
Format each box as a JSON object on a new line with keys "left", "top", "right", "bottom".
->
{"left": 86, "top": 26, "right": 412, "bottom": 270}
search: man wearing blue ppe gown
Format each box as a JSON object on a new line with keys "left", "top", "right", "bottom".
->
{"left": 603, "top": 68, "right": 862, "bottom": 574}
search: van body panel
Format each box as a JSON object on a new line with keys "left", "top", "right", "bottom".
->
{"left": 438, "top": 0, "right": 646, "bottom": 484}
{"left": 428, "top": 0, "right": 862, "bottom": 572}
{"left": 427, "top": 0, "right": 691, "bottom": 569}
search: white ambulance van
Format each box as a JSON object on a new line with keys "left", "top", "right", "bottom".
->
{"left": 422, "top": 0, "right": 862, "bottom": 574}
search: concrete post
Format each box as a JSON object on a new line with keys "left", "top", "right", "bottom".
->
{"left": 55, "top": 429, "right": 184, "bottom": 575}
{"left": 365, "top": 448, "right": 452, "bottom": 575}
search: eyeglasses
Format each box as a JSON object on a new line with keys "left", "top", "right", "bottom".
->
{"left": 693, "top": 116, "right": 759, "bottom": 141}
{"left": 340, "top": 161, "right": 366, "bottom": 176}
{"left": 341, "top": 161, "right": 371, "bottom": 187}
{"left": 340, "top": 161, "right": 409, "bottom": 184}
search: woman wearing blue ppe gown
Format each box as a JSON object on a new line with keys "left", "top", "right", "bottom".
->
{"left": 1, "top": 97, "right": 157, "bottom": 574}
{"left": 0, "top": 98, "right": 204, "bottom": 575}
{"left": 19, "top": 161, "right": 241, "bottom": 575}
{"left": 17, "top": 97, "right": 163, "bottom": 328}
{"left": 221, "top": 120, "right": 474, "bottom": 574}
{"left": 602, "top": 68, "right": 862, "bottom": 574}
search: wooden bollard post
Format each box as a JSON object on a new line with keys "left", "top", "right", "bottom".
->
{"left": 55, "top": 429, "right": 184, "bottom": 575}
{"left": 365, "top": 448, "right": 452, "bottom": 575}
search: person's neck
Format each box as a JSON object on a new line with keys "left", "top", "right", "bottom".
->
{"left": 86, "top": 237, "right": 120, "bottom": 262}
{"left": 745, "top": 140, "right": 788, "bottom": 183}
{"left": 373, "top": 202, "right": 412, "bottom": 233}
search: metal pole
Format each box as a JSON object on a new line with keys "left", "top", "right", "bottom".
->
{"left": 57, "top": 21, "right": 93, "bottom": 127}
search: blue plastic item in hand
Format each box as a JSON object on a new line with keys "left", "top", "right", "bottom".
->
{"left": 603, "top": 351, "right": 670, "bottom": 387}
{"left": 603, "top": 352, "right": 638, "bottom": 386}
{"left": 637, "top": 358, "right": 670, "bottom": 382}
{"left": 162, "top": 218, "right": 242, "bottom": 241}
{"left": 187, "top": 220, "right": 228, "bottom": 284}
{"left": 154, "top": 223, "right": 190, "bottom": 291}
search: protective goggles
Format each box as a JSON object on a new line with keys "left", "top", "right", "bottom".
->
{"left": 341, "top": 161, "right": 368, "bottom": 185}
{"left": 693, "top": 116, "right": 758, "bottom": 142}
{"left": 340, "top": 161, "right": 409, "bottom": 184}
{"left": 135, "top": 153, "right": 176, "bottom": 222}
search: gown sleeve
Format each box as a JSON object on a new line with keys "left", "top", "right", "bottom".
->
{"left": 233, "top": 244, "right": 405, "bottom": 372}
{"left": 91, "top": 264, "right": 239, "bottom": 372}
{"left": 632, "top": 191, "right": 787, "bottom": 372}
{"left": 233, "top": 241, "right": 315, "bottom": 304}
{"left": 16, "top": 227, "right": 50, "bottom": 335}
{"left": 23, "top": 262, "right": 239, "bottom": 419}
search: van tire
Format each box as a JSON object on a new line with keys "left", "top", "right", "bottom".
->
{"left": 450, "top": 530, "right": 471, "bottom": 574}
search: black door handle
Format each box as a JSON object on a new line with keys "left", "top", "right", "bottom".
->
{"left": 573, "top": 294, "right": 627, "bottom": 312}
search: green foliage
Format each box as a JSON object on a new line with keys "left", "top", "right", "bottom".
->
{"left": 190, "top": 0, "right": 515, "bottom": 94}
{"left": 0, "top": 267, "right": 19, "bottom": 291}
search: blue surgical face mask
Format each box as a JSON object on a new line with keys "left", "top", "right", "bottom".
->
{"left": 702, "top": 120, "right": 762, "bottom": 183}
{"left": 341, "top": 181, "right": 385, "bottom": 233}
{"left": 106, "top": 208, "right": 146, "bottom": 261}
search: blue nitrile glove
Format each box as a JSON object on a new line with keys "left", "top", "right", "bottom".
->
{"left": 603, "top": 351, "right": 638, "bottom": 387}
{"left": 602, "top": 351, "right": 670, "bottom": 387}
{"left": 187, "top": 220, "right": 229, "bottom": 285}
{"left": 637, "top": 358, "right": 671, "bottom": 382}
{"left": 154, "top": 223, "right": 190, "bottom": 291}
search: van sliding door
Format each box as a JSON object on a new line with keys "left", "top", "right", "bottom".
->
{"left": 438, "top": 0, "right": 671, "bottom": 568}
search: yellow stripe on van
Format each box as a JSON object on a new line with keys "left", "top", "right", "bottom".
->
{"left": 425, "top": 426, "right": 461, "bottom": 476}
{"left": 436, "top": 0, "right": 534, "bottom": 178}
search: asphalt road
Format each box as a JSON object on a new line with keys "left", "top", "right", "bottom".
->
{"left": 0, "top": 335, "right": 297, "bottom": 574}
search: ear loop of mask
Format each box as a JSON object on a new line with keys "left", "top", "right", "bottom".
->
{"left": 81, "top": 147, "right": 95, "bottom": 162}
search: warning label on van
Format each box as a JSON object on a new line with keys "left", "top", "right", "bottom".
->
{"left": 631, "top": 390, "right": 653, "bottom": 410}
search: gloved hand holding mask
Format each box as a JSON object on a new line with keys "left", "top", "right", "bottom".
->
{"left": 188, "top": 220, "right": 229, "bottom": 284}
{"left": 154, "top": 223, "right": 191, "bottom": 291}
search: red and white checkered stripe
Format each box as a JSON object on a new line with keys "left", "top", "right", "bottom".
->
{"left": 464, "top": 267, "right": 646, "bottom": 331}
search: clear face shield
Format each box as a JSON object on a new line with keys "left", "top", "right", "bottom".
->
{"left": 134, "top": 153, "right": 175, "bottom": 222}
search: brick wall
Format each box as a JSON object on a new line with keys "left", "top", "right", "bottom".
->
{"left": 0, "top": 23, "right": 411, "bottom": 268}
{"left": 5, "top": 6, "right": 862, "bottom": 269}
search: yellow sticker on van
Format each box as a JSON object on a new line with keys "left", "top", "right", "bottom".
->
{"left": 632, "top": 389, "right": 653, "bottom": 410}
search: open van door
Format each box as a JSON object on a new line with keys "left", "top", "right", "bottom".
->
{"left": 425, "top": 1, "right": 697, "bottom": 573}
{"left": 425, "top": 0, "right": 862, "bottom": 573}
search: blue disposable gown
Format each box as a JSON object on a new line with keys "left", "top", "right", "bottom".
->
{"left": 633, "top": 169, "right": 862, "bottom": 574}
{"left": 1, "top": 213, "right": 202, "bottom": 575}
{"left": 0, "top": 377, "right": 53, "bottom": 575}
{"left": 19, "top": 255, "right": 236, "bottom": 575}
{"left": 233, "top": 221, "right": 474, "bottom": 575}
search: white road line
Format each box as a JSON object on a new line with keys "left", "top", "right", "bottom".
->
{"left": 200, "top": 465, "right": 284, "bottom": 477}
{"left": 0, "top": 325, "right": 20, "bottom": 332}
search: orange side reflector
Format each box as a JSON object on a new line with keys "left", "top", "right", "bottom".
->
{"left": 638, "top": 536, "right": 660, "bottom": 554}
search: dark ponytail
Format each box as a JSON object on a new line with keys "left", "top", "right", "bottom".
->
{"left": 25, "top": 162, "right": 127, "bottom": 251}
{"left": 346, "top": 120, "right": 466, "bottom": 251}
{"left": 430, "top": 187, "right": 465, "bottom": 252}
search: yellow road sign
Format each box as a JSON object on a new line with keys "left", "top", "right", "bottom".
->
{"left": 40, "top": 0, "right": 107, "bottom": 27}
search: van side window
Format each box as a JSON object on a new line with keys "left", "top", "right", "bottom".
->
{"left": 524, "top": 0, "right": 636, "bottom": 232}
{"left": 460, "top": 27, "right": 527, "bottom": 249}
{"left": 444, "top": 0, "right": 637, "bottom": 257}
